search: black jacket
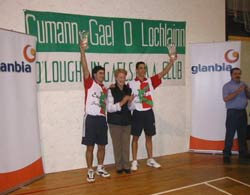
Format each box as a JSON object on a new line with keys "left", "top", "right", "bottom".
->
{"left": 107, "top": 84, "right": 132, "bottom": 126}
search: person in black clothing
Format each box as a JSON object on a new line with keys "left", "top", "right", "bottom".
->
{"left": 107, "top": 69, "right": 133, "bottom": 173}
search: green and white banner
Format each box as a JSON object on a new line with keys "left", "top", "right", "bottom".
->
{"left": 24, "top": 10, "right": 186, "bottom": 89}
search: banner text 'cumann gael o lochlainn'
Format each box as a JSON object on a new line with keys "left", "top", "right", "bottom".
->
{"left": 24, "top": 10, "right": 186, "bottom": 90}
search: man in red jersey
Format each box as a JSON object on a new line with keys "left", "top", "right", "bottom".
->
{"left": 129, "top": 55, "right": 177, "bottom": 171}
{"left": 80, "top": 39, "right": 110, "bottom": 183}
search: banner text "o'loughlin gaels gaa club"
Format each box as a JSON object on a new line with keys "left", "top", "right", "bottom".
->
{"left": 24, "top": 10, "right": 186, "bottom": 90}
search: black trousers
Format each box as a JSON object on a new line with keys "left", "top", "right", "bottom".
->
{"left": 223, "top": 109, "right": 248, "bottom": 157}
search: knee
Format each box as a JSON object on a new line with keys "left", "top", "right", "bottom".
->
{"left": 132, "top": 136, "right": 139, "bottom": 142}
{"left": 98, "top": 145, "right": 105, "bottom": 152}
{"left": 145, "top": 135, "right": 152, "bottom": 142}
{"left": 86, "top": 146, "right": 94, "bottom": 153}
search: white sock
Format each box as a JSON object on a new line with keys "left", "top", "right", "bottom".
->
{"left": 97, "top": 165, "right": 103, "bottom": 170}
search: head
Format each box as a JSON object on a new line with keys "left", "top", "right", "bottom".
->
{"left": 230, "top": 67, "right": 241, "bottom": 82}
{"left": 136, "top": 61, "right": 147, "bottom": 78}
{"left": 92, "top": 66, "right": 105, "bottom": 83}
{"left": 115, "top": 69, "right": 127, "bottom": 87}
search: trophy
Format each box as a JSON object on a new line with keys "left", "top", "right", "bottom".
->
{"left": 167, "top": 43, "right": 177, "bottom": 59}
{"left": 79, "top": 30, "right": 89, "bottom": 50}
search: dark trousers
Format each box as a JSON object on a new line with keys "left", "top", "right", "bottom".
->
{"left": 223, "top": 109, "right": 248, "bottom": 157}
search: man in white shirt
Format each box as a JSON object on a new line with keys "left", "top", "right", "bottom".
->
{"left": 80, "top": 40, "right": 110, "bottom": 183}
{"left": 129, "top": 55, "right": 177, "bottom": 171}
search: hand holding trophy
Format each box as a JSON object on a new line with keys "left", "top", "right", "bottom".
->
{"left": 167, "top": 43, "right": 177, "bottom": 62}
{"left": 79, "top": 30, "right": 89, "bottom": 52}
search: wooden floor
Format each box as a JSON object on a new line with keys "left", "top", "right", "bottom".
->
{"left": 9, "top": 153, "right": 250, "bottom": 195}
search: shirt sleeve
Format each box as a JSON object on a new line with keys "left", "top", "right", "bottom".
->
{"left": 150, "top": 74, "right": 162, "bottom": 89}
{"left": 107, "top": 89, "right": 122, "bottom": 113}
{"left": 222, "top": 84, "right": 229, "bottom": 99}
{"left": 84, "top": 76, "right": 93, "bottom": 89}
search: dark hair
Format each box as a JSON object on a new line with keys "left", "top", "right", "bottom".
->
{"left": 92, "top": 66, "right": 105, "bottom": 79}
{"left": 135, "top": 61, "right": 145, "bottom": 69}
{"left": 230, "top": 67, "right": 241, "bottom": 75}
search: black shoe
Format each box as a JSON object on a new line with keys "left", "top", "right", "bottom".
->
{"left": 223, "top": 156, "right": 231, "bottom": 164}
{"left": 116, "top": 169, "right": 123, "bottom": 174}
{"left": 123, "top": 168, "right": 131, "bottom": 174}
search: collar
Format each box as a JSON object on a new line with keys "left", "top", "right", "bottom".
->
{"left": 230, "top": 79, "right": 241, "bottom": 84}
{"left": 94, "top": 79, "right": 104, "bottom": 87}
{"left": 115, "top": 83, "right": 123, "bottom": 90}
{"left": 115, "top": 83, "right": 129, "bottom": 91}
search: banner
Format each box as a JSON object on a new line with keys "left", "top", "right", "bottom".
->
{"left": 24, "top": 10, "right": 186, "bottom": 90}
{"left": 190, "top": 41, "right": 241, "bottom": 152}
{"left": 0, "top": 29, "right": 44, "bottom": 194}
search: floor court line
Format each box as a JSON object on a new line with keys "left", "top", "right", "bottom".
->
{"left": 150, "top": 176, "right": 250, "bottom": 195}
{"left": 204, "top": 182, "right": 232, "bottom": 195}
{"left": 225, "top": 176, "right": 250, "bottom": 188}
{"left": 149, "top": 177, "right": 228, "bottom": 195}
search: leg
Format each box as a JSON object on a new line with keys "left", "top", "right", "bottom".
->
{"left": 82, "top": 115, "right": 96, "bottom": 182}
{"left": 96, "top": 144, "right": 110, "bottom": 177}
{"left": 95, "top": 117, "right": 110, "bottom": 177}
{"left": 237, "top": 110, "right": 248, "bottom": 157}
{"left": 132, "top": 135, "right": 139, "bottom": 161}
{"left": 86, "top": 145, "right": 94, "bottom": 169}
{"left": 109, "top": 124, "right": 123, "bottom": 170}
{"left": 145, "top": 135, "right": 153, "bottom": 159}
{"left": 131, "top": 135, "right": 139, "bottom": 171}
{"left": 131, "top": 110, "right": 143, "bottom": 171}
{"left": 145, "top": 134, "right": 161, "bottom": 168}
{"left": 95, "top": 116, "right": 108, "bottom": 167}
{"left": 144, "top": 109, "right": 156, "bottom": 159}
{"left": 97, "top": 145, "right": 105, "bottom": 165}
{"left": 144, "top": 110, "right": 160, "bottom": 168}
{"left": 121, "top": 125, "right": 131, "bottom": 170}
{"left": 86, "top": 145, "right": 95, "bottom": 182}
{"left": 223, "top": 110, "right": 237, "bottom": 157}
{"left": 82, "top": 115, "right": 96, "bottom": 169}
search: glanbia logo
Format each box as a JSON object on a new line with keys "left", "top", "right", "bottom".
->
{"left": 23, "top": 45, "right": 36, "bottom": 63}
{"left": 0, "top": 45, "right": 35, "bottom": 73}
{"left": 191, "top": 48, "right": 240, "bottom": 75}
{"left": 224, "top": 49, "right": 239, "bottom": 63}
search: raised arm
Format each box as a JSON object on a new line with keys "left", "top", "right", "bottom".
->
{"left": 158, "top": 54, "right": 177, "bottom": 79}
{"left": 80, "top": 40, "right": 90, "bottom": 79}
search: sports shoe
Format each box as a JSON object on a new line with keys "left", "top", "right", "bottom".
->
{"left": 87, "top": 169, "right": 95, "bottom": 183}
{"left": 131, "top": 160, "right": 138, "bottom": 171}
{"left": 147, "top": 158, "right": 161, "bottom": 168}
{"left": 96, "top": 166, "right": 110, "bottom": 178}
